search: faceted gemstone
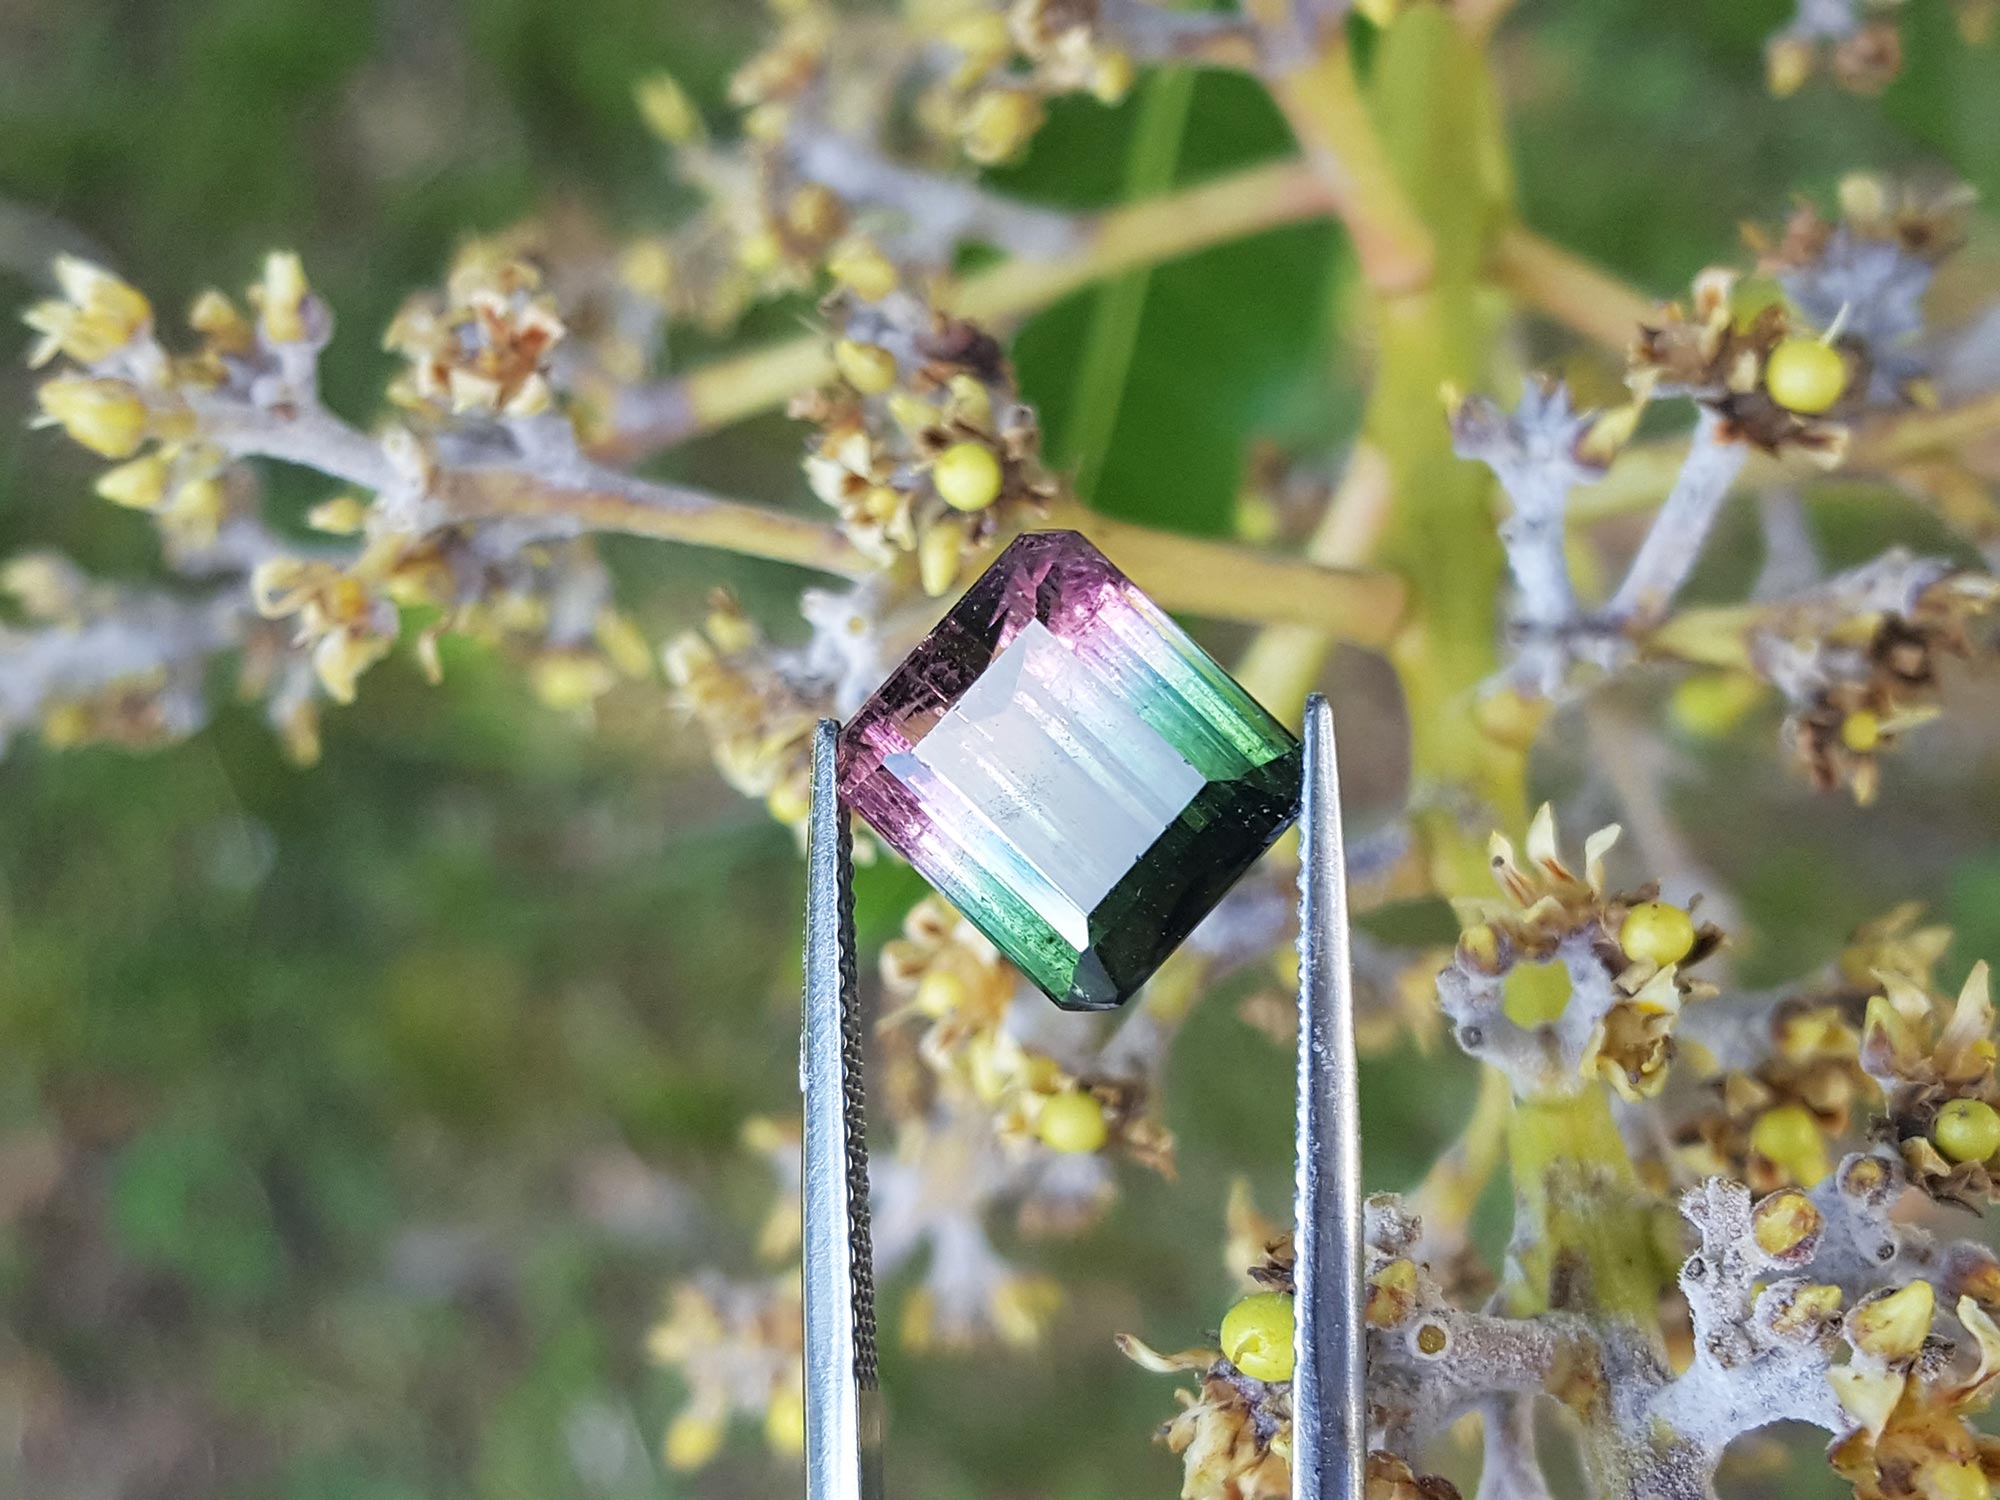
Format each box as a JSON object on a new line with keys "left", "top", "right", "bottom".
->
{"left": 838, "top": 530, "right": 1301, "bottom": 1010}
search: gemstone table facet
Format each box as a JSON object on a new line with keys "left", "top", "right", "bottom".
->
{"left": 837, "top": 531, "right": 1302, "bottom": 1010}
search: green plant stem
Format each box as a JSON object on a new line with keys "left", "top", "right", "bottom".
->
{"left": 1355, "top": 8, "right": 1660, "bottom": 1330}
{"left": 1065, "top": 66, "right": 1199, "bottom": 499}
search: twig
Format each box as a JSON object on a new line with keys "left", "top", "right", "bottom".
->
{"left": 787, "top": 134, "right": 1084, "bottom": 262}
{"left": 192, "top": 392, "right": 1407, "bottom": 637}
{"left": 1265, "top": 35, "right": 1436, "bottom": 295}
{"left": 1490, "top": 226, "right": 1656, "bottom": 356}
{"left": 1105, "top": 0, "right": 1263, "bottom": 68}
{"left": 1568, "top": 388, "right": 2000, "bottom": 526}
{"left": 1606, "top": 409, "right": 1748, "bottom": 623}
{"left": 590, "top": 160, "right": 1336, "bottom": 464}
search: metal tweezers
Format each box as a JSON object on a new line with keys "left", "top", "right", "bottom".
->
{"left": 799, "top": 694, "right": 1364, "bottom": 1500}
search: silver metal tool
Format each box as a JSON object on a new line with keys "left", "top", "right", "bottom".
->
{"left": 798, "top": 698, "right": 1363, "bottom": 1500}
{"left": 1291, "top": 693, "right": 1365, "bottom": 1500}
{"left": 801, "top": 719, "right": 884, "bottom": 1500}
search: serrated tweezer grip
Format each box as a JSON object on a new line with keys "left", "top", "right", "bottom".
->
{"left": 802, "top": 719, "right": 885, "bottom": 1500}
{"left": 1292, "top": 694, "right": 1366, "bottom": 1500}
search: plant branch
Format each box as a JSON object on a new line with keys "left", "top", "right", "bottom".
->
{"left": 1490, "top": 226, "right": 1656, "bottom": 355}
{"left": 590, "top": 160, "right": 1336, "bottom": 464}
{"left": 197, "top": 395, "right": 1406, "bottom": 636}
{"left": 1568, "top": 388, "right": 2000, "bottom": 526}
{"left": 1265, "top": 34, "right": 1437, "bottom": 295}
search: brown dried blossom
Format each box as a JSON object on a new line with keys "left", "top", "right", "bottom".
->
{"left": 1829, "top": 1281, "right": 2000, "bottom": 1500}
{"left": 1750, "top": 555, "right": 2000, "bottom": 804}
{"left": 1630, "top": 267, "right": 1851, "bottom": 460}
{"left": 1861, "top": 961, "right": 2000, "bottom": 1208}
{"left": 385, "top": 249, "right": 565, "bottom": 421}
{"left": 1765, "top": 0, "right": 1909, "bottom": 99}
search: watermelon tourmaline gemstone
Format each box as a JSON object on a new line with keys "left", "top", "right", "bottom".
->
{"left": 836, "top": 530, "right": 1303, "bottom": 1011}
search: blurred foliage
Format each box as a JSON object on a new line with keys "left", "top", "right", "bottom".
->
{"left": 1, "top": 0, "right": 1998, "bottom": 1496}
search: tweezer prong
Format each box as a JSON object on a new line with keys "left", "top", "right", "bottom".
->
{"left": 802, "top": 719, "right": 885, "bottom": 1500}
{"left": 1292, "top": 694, "right": 1366, "bottom": 1500}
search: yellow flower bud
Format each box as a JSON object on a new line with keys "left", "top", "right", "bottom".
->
{"left": 617, "top": 240, "right": 675, "bottom": 303}
{"left": 785, "top": 185, "right": 843, "bottom": 243}
{"left": 313, "top": 627, "right": 393, "bottom": 707}
{"left": 169, "top": 476, "right": 226, "bottom": 536}
{"left": 764, "top": 1387, "right": 806, "bottom": 1456}
{"left": 36, "top": 376, "right": 149, "bottom": 459}
{"left": 834, "top": 340, "right": 899, "bottom": 395}
{"left": 662, "top": 1409, "right": 725, "bottom": 1471}
{"left": 919, "top": 522, "right": 964, "bottom": 598}
{"left": 95, "top": 453, "right": 170, "bottom": 510}
{"left": 188, "top": 288, "right": 255, "bottom": 353}
{"left": 594, "top": 610, "right": 657, "bottom": 680}
{"left": 942, "top": 12, "right": 1011, "bottom": 84}
{"left": 944, "top": 374, "right": 992, "bottom": 429}
{"left": 307, "top": 495, "right": 371, "bottom": 534}
{"left": 1841, "top": 709, "right": 1882, "bottom": 754}
{"left": 766, "top": 776, "right": 811, "bottom": 827}
{"left": 1749, "top": 1103, "right": 1831, "bottom": 1187}
{"left": 1366, "top": 1259, "right": 1420, "bottom": 1328}
{"left": 1220, "top": 1292, "right": 1295, "bottom": 1383}
{"left": 932, "top": 442, "right": 1003, "bottom": 512}
{"left": 1036, "top": 1091, "right": 1109, "bottom": 1154}
{"left": 828, "top": 240, "right": 898, "bottom": 301}
{"left": 634, "top": 73, "right": 704, "bottom": 145}
{"left": 258, "top": 252, "right": 310, "bottom": 344}
{"left": 1620, "top": 901, "right": 1697, "bottom": 969}
{"left": 703, "top": 604, "right": 758, "bottom": 657}
{"left": 1765, "top": 336, "right": 1847, "bottom": 415}
{"left": 40, "top": 700, "right": 93, "bottom": 749}
{"left": 1766, "top": 35, "right": 1815, "bottom": 98}
{"left": 662, "top": 633, "right": 717, "bottom": 685}
{"left": 1751, "top": 1187, "right": 1824, "bottom": 1259}
{"left": 914, "top": 966, "right": 968, "bottom": 1018}
{"left": 991, "top": 1274, "right": 1062, "bottom": 1349}
{"left": 1848, "top": 1279, "right": 1934, "bottom": 1363}
{"left": 737, "top": 230, "right": 784, "bottom": 276}
{"left": 1922, "top": 1462, "right": 1991, "bottom": 1500}
{"left": 1671, "top": 671, "right": 1764, "bottom": 738}
{"left": 960, "top": 88, "right": 1045, "bottom": 166}
{"left": 1090, "top": 50, "right": 1136, "bottom": 105}
{"left": 55, "top": 255, "right": 150, "bottom": 328}
{"left": 888, "top": 392, "right": 936, "bottom": 437}
{"left": 1459, "top": 923, "right": 1503, "bottom": 973}
{"left": 1934, "top": 1098, "right": 2000, "bottom": 1164}
{"left": 530, "top": 652, "right": 616, "bottom": 711}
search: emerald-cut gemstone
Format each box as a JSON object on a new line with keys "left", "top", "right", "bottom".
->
{"left": 838, "top": 531, "right": 1302, "bottom": 1010}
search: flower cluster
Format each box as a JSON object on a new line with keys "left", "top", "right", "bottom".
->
{"left": 647, "top": 1271, "right": 807, "bottom": 1470}
{"left": 798, "top": 288, "right": 1059, "bottom": 595}
{"left": 1862, "top": 960, "right": 2000, "bottom": 1209}
{"left": 663, "top": 594, "right": 829, "bottom": 831}
{"left": 1764, "top": 0, "right": 1907, "bottom": 99}
{"left": 1672, "top": 906, "right": 1951, "bottom": 1191}
{"left": 1437, "top": 806, "right": 1722, "bottom": 1100}
{"left": 1750, "top": 550, "right": 1999, "bottom": 804}
{"left": 880, "top": 895, "right": 1173, "bottom": 1173}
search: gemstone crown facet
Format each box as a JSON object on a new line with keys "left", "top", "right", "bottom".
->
{"left": 837, "top": 531, "right": 1302, "bottom": 1010}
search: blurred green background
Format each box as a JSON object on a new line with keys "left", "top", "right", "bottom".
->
{"left": 1, "top": 1, "right": 1998, "bottom": 1496}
